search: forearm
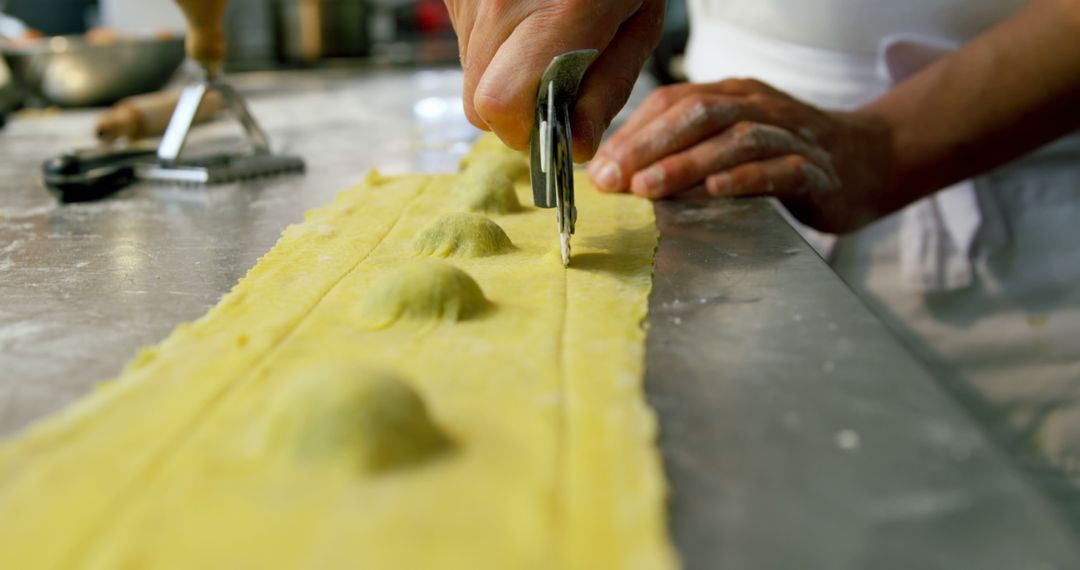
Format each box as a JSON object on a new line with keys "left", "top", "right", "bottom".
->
{"left": 862, "top": 0, "right": 1080, "bottom": 209}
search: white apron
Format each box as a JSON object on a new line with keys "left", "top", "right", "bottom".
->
{"left": 686, "top": 0, "right": 1080, "bottom": 482}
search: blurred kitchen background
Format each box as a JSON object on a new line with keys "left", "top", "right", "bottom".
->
{"left": 3, "top": 0, "right": 459, "bottom": 69}
{"left": 0, "top": 0, "right": 688, "bottom": 172}
{"left": 0, "top": 0, "right": 688, "bottom": 93}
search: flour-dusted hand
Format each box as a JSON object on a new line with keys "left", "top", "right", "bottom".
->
{"left": 445, "top": 0, "right": 666, "bottom": 160}
{"left": 588, "top": 79, "right": 899, "bottom": 232}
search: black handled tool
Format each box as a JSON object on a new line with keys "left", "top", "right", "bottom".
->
{"left": 42, "top": 147, "right": 156, "bottom": 202}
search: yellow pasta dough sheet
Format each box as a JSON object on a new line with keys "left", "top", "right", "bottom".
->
{"left": 0, "top": 138, "right": 676, "bottom": 570}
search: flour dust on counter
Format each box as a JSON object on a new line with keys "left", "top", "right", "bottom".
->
{"left": 0, "top": 135, "right": 676, "bottom": 570}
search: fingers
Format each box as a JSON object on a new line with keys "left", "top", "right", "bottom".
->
{"left": 583, "top": 77, "right": 836, "bottom": 201}
{"left": 705, "top": 155, "right": 834, "bottom": 198}
{"left": 588, "top": 78, "right": 787, "bottom": 193}
{"left": 589, "top": 93, "right": 753, "bottom": 191}
{"left": 601, "top": 77, "right": 778, "bottom": 147}
{"left": 627, "top": 123, "right": 832, "bottom": 199}
{"left": 452, "top": 1, "right": 664, "bottom": 153}
{"left": 587, "top": 84, "right": 699, "bottom": 192}
{"left": 707, "top": 77, "right": 787, "bottom": 98}
{"left": 473, "top": 2, "right": 633, "bottom": 151}
{"left": 601, "top": 83, "right": 701, "bottom": 150}
{"left": 458, "top": 2, "right": 530, "bottom": 133}
{"left": 570, "top": 0, "right": 666, "bottom": 161}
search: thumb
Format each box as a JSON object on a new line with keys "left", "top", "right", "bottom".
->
{"left": 474, "top": 3, "right": 636, "bottom": 151}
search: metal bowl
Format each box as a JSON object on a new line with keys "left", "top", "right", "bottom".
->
{"left": 1, "top": 35, "right": 186, "bottom": 107}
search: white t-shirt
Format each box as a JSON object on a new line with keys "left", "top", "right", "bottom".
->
{"left": 686, "top": 0, "right": 1028, "bottom": 109}
{"left": 689, "top": 0, "right": 1027, "bottom": 55}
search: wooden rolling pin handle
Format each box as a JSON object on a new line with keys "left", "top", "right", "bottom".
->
{"left": 95, "top": 104, "right": 141, "bottom": 143}
{"left": 173, "top": 0, "right": 230, "bottom": 70}
{"left": 96, "top": 89, "right": 226, "bottom": 143}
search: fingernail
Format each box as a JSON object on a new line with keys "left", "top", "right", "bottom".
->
{"left": 635, "top": 167, "right": 665, "bottom": 198}
{"left": 593, "top": 160, "right": 623, "bottom": 192}
{"left": 586, "top": 158, "right": 601, "bottom": 178}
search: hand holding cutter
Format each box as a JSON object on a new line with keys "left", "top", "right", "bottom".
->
{"left": 529, "top": 50, "right": 598, "bottom": 267}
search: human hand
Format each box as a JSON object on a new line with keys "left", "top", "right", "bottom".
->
{"left": 444, "top": 0, "right": 665, "bottom": 160}
{"left": 587, "top": 79, "right": 898, "bottom": 233}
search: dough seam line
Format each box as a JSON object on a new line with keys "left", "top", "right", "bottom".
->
{"left": 56, "top": 178, "right": 433, "bottom": 566}
{"left": 552, "top": 257, "right": 572, "bottom": 568}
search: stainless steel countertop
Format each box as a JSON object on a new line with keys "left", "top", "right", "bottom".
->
{"left": 1, "top": 67, "right": 1077, "bottom": 568}
{"left": 647, "top": 199, "right": 1080, "bottom": 568}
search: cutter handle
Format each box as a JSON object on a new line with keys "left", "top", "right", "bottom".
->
{"left": 173, "top": 0, "right": 230, "bottom": 71}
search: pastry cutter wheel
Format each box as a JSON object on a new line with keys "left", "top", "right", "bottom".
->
{"left": 529, "top": 49, "right": 599, "bottom": 267}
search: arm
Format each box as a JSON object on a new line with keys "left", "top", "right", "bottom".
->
{"left": 589, "top": 0, "right": 1080, "bottom": 232}
{"left": 867, "top": 0, "right": 1080, "bottom": 206}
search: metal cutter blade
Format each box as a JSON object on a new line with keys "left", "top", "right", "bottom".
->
{"left": 529, "top": 49, "right": 598, "bottom": 266}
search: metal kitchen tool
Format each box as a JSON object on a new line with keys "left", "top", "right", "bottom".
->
{"left": 144, "top": 75, "right": 303, "bottom": 185}
{"left": 39, "top": 0, "right": 302, "bottom": 198}
{"left": 0, "top": 36, "right": 185, "bottom": 107}
{"left": 38, "top": 74, "right": 302, "bottom": 199}
{"left": 529, "top": 49, "right": 598, "bottom": 267}
{"left": 143, "top": 0, "right": 303, "bottom": 185}
{"left": 42, "top": 146, "right": 155, "bottom": 202}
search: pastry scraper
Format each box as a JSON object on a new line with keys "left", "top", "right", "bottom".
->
{"left": 146, "top": 0, "right": 303, "bottom": 185}
{"left": 529, "top": 49, "right": 598, "bottom": 267}
{"left": 42, "top": 0, "right": 302, "bottom": 200}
